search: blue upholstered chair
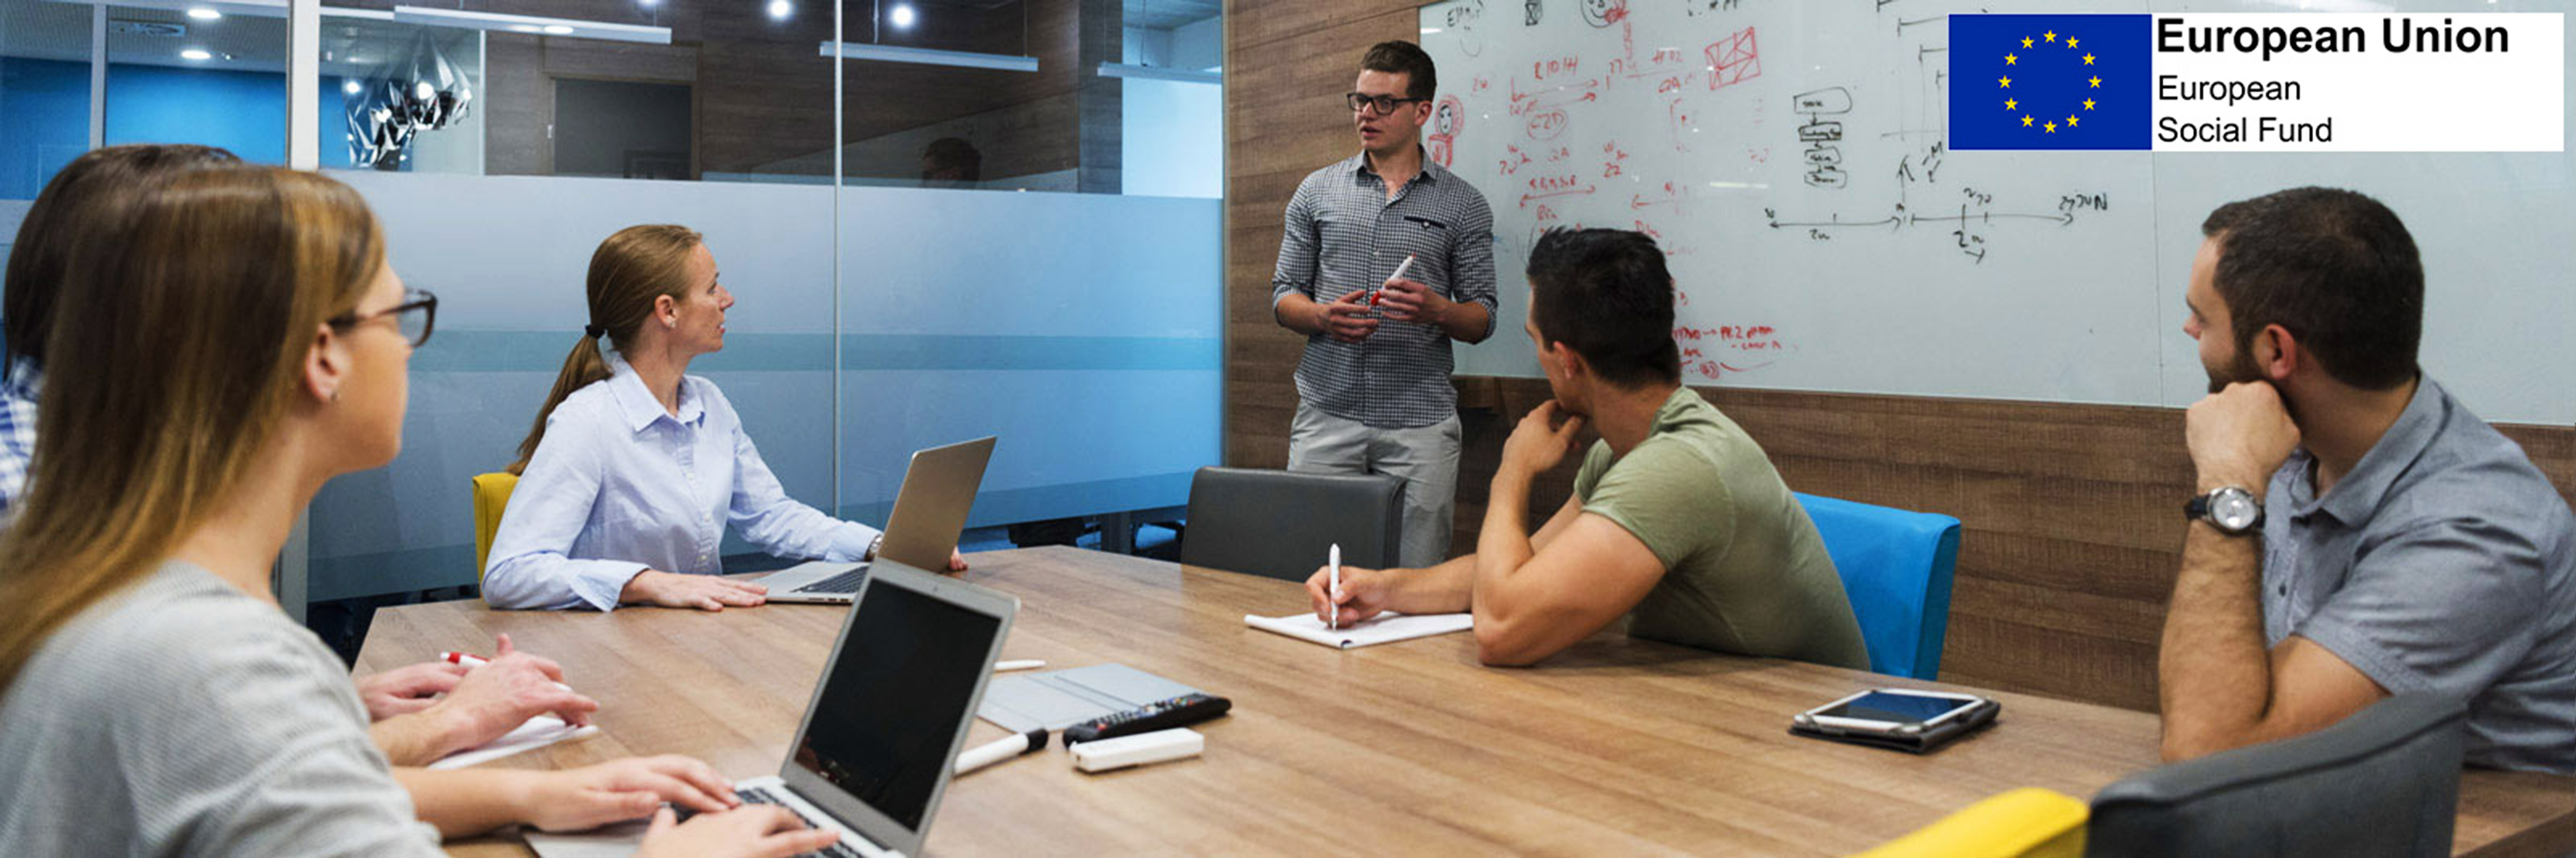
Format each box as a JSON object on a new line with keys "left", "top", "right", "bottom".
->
{"left": 1795, "top": 492, "right": 1962, "bottom": 679}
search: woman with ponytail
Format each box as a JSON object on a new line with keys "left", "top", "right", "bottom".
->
{"left": 0, "top": 168, "right": 836, "bottom": 857}
{"left": 483, "top": 225, "right": 962, "bottom": 612}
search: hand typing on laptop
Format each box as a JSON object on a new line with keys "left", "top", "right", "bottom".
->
{"left": 518, "top": 755, "right": 746, "bottom": 833}
{"left": 637, "top": 805, "right": 840, "bottom": 858}
{"left": 621, "top": 569, "right": 771, "bottom": 611}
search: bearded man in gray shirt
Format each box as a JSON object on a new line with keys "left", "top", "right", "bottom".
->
{"left": 2163, "top": 187, "right": 2575, "bottom": 773}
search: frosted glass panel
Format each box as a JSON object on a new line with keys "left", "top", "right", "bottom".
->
{"left": 835, "top": 188, "right": 1220, "bottom": 527}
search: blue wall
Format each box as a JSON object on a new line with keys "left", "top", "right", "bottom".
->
{"left": 0, "top": 59, "right": 91, "bottom": 200}
{"left": 1, "top": 57, "right": 359, "bottom": 199}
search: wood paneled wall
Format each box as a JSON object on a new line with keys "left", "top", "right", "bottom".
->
{"left": 1221, "top": 1, "right": 2576, "bottom": 712}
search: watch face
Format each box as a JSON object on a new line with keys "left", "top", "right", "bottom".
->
{"left": 2214, "top": 491, "right": 2261, "bottom": 531}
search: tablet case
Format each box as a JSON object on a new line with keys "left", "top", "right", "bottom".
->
{"left": 1788, "top": 697, "right": 2002, "bottom": 754}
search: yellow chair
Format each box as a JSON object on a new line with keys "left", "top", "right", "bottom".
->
{"left": 470, "top": 472, "right": 519, "bottom": 582}
{"left": 1854, "top": 787, "right": 2089, "bottom": 858}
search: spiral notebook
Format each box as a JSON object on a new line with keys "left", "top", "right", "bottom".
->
{"left": 1243, "top": 611, "right": 1474, "bottom": 649}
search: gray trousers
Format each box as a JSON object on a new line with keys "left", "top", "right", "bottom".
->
{"left": 1286, "top": 401, "right": 1460, "bottom": 568}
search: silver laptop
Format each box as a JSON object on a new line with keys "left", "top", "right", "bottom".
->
{"left": 526, "top": 561, "right": 1019, "bottom": 858}
{"left": 760, "top": 436, "right": 996, "bottom": 604}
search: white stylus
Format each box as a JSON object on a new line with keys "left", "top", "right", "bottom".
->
{"left": 1328, "top": 543, "right": 1342, "bottom": 631}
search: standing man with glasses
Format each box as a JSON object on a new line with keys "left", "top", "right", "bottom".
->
{"left": 1272, "top": 40, "right": 1498, "bottom": 568}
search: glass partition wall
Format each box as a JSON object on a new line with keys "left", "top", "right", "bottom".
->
{"left": 0, "top": 0, "right": 1221, "bottom": 639}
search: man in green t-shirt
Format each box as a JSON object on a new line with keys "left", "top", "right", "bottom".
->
{"left": 1305, "top": 228, "right": 1870, "bottom": 669}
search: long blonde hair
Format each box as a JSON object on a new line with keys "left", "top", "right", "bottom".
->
{"left": 0, "top": 166, "right": 384, "bottom": 693}
{"left": 508, "top": 224, "right": 703, "bottom": 475}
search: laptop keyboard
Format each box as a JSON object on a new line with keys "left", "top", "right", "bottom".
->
{"left": 792, "top": 568, "right": 870, "bottom": 595}
{"left": 677, "top": 785, "right": 866, "bottom": 858}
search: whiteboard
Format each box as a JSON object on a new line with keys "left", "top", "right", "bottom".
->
{"left": 1417, "top": 0, "right": 2576, "bottom": 424}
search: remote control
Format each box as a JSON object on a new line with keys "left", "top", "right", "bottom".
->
{"left": 1071, "top": 727, "right": 1204, "bottom": 773}
{"left": 1061, "top": 693, "right": 1231, "bottom": 745}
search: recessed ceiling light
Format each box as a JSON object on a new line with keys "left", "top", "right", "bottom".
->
{"left": 766, "top": 0, "right": 791, "bottom": 21}
{"left": 180, "top": 48, "right": 213, "bottom": 60}
{"left": 541, "top": 24, "right": 573, "bottom": 34}
{"left": 343, "top": 79, "right": 362, "bottom": 94}
{"left": 185, "top": 7, "right": 221, "bottom": 20}
{"left": 889, "top": 3, "right": 914, "bottom": 28}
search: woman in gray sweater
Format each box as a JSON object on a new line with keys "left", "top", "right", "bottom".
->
{"left": 0, "top": 166, "right": 836, "bottom": 857}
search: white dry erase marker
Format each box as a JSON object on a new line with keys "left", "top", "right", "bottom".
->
{"left": 1328, "top": 543, "right": 1342, "bottom": 631}
{"left": 953, "top": 728, "right": 1048, "bottom": 776}
{"left": 994, "top": 660, "right": 1047, "bottom": 672}
{"left": 1371, "top": 255, "right": 1417, "bottom": 307}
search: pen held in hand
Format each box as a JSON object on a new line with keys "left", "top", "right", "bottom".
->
{"left": 1328, "top": 543, "right": 1342, "bottom": 632}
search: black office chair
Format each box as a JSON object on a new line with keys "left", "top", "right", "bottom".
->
{"left": 1179, "top": 467, "right": 1404, "bottom": 581}
{"left": 2086, "top": 694, "right": 2469, "bottom": 858}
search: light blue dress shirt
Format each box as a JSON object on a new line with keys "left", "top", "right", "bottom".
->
{"left": 482, "top": 354, "right": 878, "bottom": 611}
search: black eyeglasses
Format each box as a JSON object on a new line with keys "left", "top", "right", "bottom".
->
{"left": 330, "top": 288, "right": 438, "bottom": 347}
{"left": 1346, "top": 92, "right": 1428, "bottom": 115}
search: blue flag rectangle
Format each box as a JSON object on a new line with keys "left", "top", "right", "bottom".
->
{"left": 1949, "top": 14, "right": 2151, "bottom": 151}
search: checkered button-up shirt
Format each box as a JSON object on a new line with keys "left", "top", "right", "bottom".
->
{"left": 0, "top": 358, "right": 38, "bottom": 515}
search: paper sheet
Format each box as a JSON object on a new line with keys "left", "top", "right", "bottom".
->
{"left": 1243, "top": 611, "right": 1474, "bottom": 649}
{"left": 428, "top": 714, "right": 600, "bottom": 770}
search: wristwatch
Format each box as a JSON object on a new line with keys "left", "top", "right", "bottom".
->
{"left": 866, "top": 533, "right": 884, "bottom": 560}
{"left": 2186, "top": 486, "right": 2265, "bottom": 536}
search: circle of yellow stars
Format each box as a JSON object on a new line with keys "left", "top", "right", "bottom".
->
{"left": 1999, "top": 29, "right": 2099, "bottom": 134}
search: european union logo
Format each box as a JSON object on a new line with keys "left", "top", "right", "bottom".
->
{"left": 1950, "top": 14, "right": 2151, "bottom": 151}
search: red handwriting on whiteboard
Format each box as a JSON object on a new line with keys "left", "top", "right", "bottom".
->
{"left": 1667, "top": 99, "right": 1699, "bottom": 153}
{"left": 1674, "top": 325, "right": 1790, "bottom": 377}
{"left": 1632, "top": 220, "right": 1688, "bottom": 256}
{"left": 1706, "top": 27, "right": 1761, "bottom": 91}
{"left": 1601, "top": 141, "right": 1630, "bottom": 178}
{"left": 1526, "top": 108, "right": 1571, "bottom": 141}
{"left": 1508, "top": 75, "right": 1600, "bottom": 117}
{"left": 1630, "top": 180, "right": 1683, "bottom": 212}
{"left": 1520, "top": 176, "right": 1598, "bottom": 208}
{"left": 1533, "top": 56, "right": 1582, "bottom": 81}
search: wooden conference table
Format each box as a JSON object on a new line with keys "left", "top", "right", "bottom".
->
{"left": 357, "top": 547, "right": 2576, "bottom": 856}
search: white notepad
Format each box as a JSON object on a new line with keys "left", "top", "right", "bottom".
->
{"left": 428, "top": 714, "right": 600, "bottom": 770}
{"left": 1244, "top": 611, "right": 1473, "bottom": 649}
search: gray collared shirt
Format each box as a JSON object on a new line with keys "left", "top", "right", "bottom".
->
{"left": 2262, "top": 376, "right": 2576, "bottom": 772}
{"left": 1271, "top": 149, "right": 1498, "bottom": 429}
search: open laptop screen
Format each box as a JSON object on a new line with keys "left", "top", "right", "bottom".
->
{"left": 789, "top": 581, "right": 1002, "bottom": 831}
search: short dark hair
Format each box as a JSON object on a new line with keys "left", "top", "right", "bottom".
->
{"left": 1360, "top": 40, "right": 1437, "bottom": 101}
{"left": 921, "top": 137, "right": 981, "bottom": 182}
{"left": 4, "top": 144, "right": 240, "bottom": 371}
{"left": 2200, "top": 187, "right": 2422, "bottom": 390}
{"left": 1526, "top": 228, "right": 1680, "bottom": 388}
